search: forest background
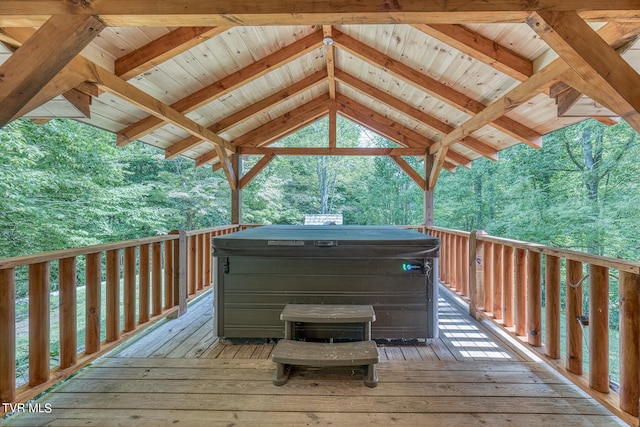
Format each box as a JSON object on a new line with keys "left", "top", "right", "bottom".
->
{"left": 2, "top": 117, "right": 640, "bottom": 323}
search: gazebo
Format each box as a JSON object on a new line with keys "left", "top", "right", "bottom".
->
{"left": 1, "top": 2, "right": 640, "bottom": 425}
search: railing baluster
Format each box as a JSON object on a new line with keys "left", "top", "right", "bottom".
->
{"left": 527, "top": 251, "right": 541, "bottom": 347}
{"left": 85, "top": 252, "right": 101, "bottom": 355}
{"left": 205, "top": 232, "right": 212, "bottom": 287}
{"left": 164, "top": 240, "right": 174, "bottom": 309}
{"left": 106, "top": 249, "right": 120, "bottom": 342}
{"left": 197, "top": 233, "right": 205, "bottom": 291}
{"left": 139, "top": 244, "right": 150, "bottom": 324}
{"left": 59, "top": 257, "right": 77, "bottom": 369}
{"left": 484, "top": 242, "right": 493, "bottom": 313}
{"left": 619, "top": 270, "right": 640, "bottom": 416}
{"left": 503, "top": 245, "right": 514, "bottom": 328}
{"left": 566, "top": 259, "right": 583, "bottom": 374}
{"left": 29, "top": 262, "right": 50, "bottom": 386}
{"left": 589, "top": 264, "right": 609, "bottom": 393}
{"left": 0, "top": 267, "right": 16, "bottom": 403}
{"left": 188, "top": 235, "right": 197, "bottom": 296}
{"left": 493, "top": 243, "right": 503, "bottom": 320}
{"left": 124, "top": 246, "right": 136, "bottom": 333}
{"left": 515, "top": 248, "right": 527, "bottom": 337}
{"left": 456, "top": 235, "right": 463, "bottom": 294}
{"left": 545, "top": 255, "right": 561, "bottom": 359}
{"left": 152, "top": 242, "right": 162, "bottom": 316}
{"left": 462, "top": 236, "right": 469, "bottom": 297}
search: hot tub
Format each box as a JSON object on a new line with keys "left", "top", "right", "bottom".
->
{"left": 212, "top": 225, "right": 439, "bottom": 342}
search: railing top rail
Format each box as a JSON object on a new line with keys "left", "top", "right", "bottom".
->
{"left": 0, "top": 234, "right": 178, "bottom": 270}
{"left": 426, "top": 226, "right": 472, "bottom": 238}
{"left": 184, "top": 224, "right": 244, "bottom": 237}
{"left": 476, "top": 233, "right": 640, "bottom": 274}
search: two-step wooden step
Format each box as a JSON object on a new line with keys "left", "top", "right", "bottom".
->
{"left": 272, "top": 304, "right": 379, "bottom": 388}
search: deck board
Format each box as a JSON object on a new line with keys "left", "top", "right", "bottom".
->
{"left": 3, "top": 287, "right": 625, "bottom": 427}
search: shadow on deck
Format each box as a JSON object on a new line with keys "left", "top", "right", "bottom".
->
{"left": 3, "top": 286, "right": 623, "bottom": 426}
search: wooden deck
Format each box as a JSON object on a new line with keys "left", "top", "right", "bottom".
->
{"left": 3, "top": 287, "right": 624, "bottom": 426}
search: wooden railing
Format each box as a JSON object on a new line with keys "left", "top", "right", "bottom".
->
{"left": 0, "top": 224, "right": 251, "bottom": 408}
{"left": 426, "top": 226, "right": 640, "bottom": 425}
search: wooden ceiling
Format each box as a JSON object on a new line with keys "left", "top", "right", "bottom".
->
{"left": 1, "top": 1, "right": 640, "bottom": 191}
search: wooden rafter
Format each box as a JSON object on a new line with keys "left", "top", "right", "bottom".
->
{"left": 116, "top": 30, "right": 324, "bottom": 146}
{"left": 195, "top": 94, "right": 330, "bottom": 167}
{"left": 0, "top": 15, "right": 104, "bottom": 127}
{"left": 427, "top": 21, "right": 640, "bottom": 190}
{"left": 239, "top": 153, "right": 276, "bottom": 189}
{"left": 334, "top": 68, "right": 499, "bottom": 161}
{"left": 527, "top": 11, "right": 640, "bottom": 133}
{"left": 165, "top": 70, "right": 327, "bottom": 160}
{"left": 335, "top": 94, "right": 472, "bottom": 168}
{"left": 390, "top": 155, "right": 426, "bottom": 191}
{"left": 1, "top": 2, "right": 639, "bottom": 27}
{"left": 116, "top": 27, "right": 229, "bottom": 80}
{"left": 61, "top": 88, "right": 92, "bottom": 118}
{"left": 412, "top": 24, "right": 533, "bottom": 81}
{"left": 333, "top": 29, "right": 542, "bottom": 148}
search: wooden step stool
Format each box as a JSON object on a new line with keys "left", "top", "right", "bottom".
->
{"left": 272, "top": 304, "right": 379, "bottom": 387}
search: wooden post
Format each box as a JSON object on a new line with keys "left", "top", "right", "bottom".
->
{"left": 515, "top": 248, "right": 527, "bottom": 337}
{"left": 566, "top": 259, "right": 583, "bottom": 375}
{"left": 493, "top": 243, "right": 503, "bottom": 320}
{"left": 197, "top": 233, "right": 205, "bottom": 291}
{"left": 484, "top": 242, "right": 493, "bottom": 313}
{"left": 139, "top": 243, "right": 150, "bottom": 324}
{"left": 231, "top": 154, "right": 242, "bottom": 224}
{"left": 619, "top": 270, "right": 640, "bottom": 416}
{"left": 106, "top": 249, "right": 120, "bottom": 342}
{"left": 152, "top": 241, "right": 162, "bottom": 316}
{"left": 188, "top": 235, "right": 197, "bottom": 295}
{"left": 29, "top": 262, "right": 50, "bottom": 386}
{"left": 164, "top": 240, "right": 174, "bottom": 309}
{"left": 171, "top": 230, "right": 188, "bottom": 316}
{"left": 545, "top": 255, "right": 561, "bottom": 359}
{"left": 440, "top": 232, "right": 447, "bottom": 284}
{"left": 527, "top": 251, "right": 541, "bottom": 347}
{"left": 424, "top": 152, "right": 434, "bottom": 227}
{"left": 85, "top": 252, "right": 101, "bottom": 355}
{"left": 123, "top": 246, "right": 136, "bottom": 333}
{"left": 0, "top": 267, "right": 16, "bottom": 403}
{"left": 503, "top": 245, "right": 514, "bottom": 328}
{"left": 59, "top": 256, "right": 77, "bottom": 369}
{"left": 589, "top": 264, "right": 609, "bottom": 393}
{"left": 474, "top": 231, "right": 487, "bottom": 312}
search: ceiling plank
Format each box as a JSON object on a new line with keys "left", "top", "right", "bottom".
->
{"left": 527, "top": 11, "right": 640, "bottom": 132}
{"left": 116, "top": 30, "right": 324, "bottom": 146}
{"left": 333, "top": 29, "right": 542, "bottom": 148}
{"left": 390, "top": 155, "right": 426, "bottom": 191}
{"left": 0, "top": 14, "right": 104, "bottom": 127}
{"left": 239, "top": 147, "right": 429, "bottom": 156}
{"left": 116, "top": 26, "right": 230, "bottom": 80}
{"left": 412, "top": 24, "right": 533, "bottom": 81}
{"left": 239, "top": 153, "right": 276, "bottom": 189}
{"left": 165, "top": 69, "right": 326, "bottom": 160}
{"left": 1, "top": 2, "right": 639, "bottom": 27}
{"left": 335, "top": 68, "right": 499, "bottom": 161}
